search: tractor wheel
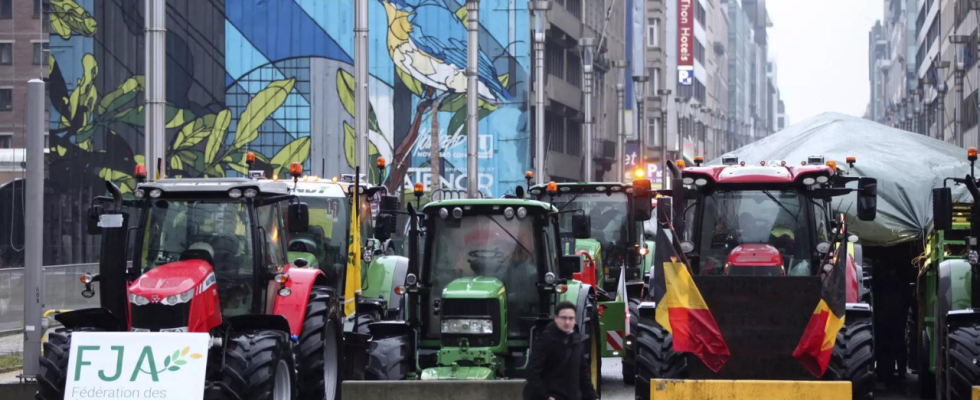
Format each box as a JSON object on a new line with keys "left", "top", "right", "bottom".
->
{"left": 297, "top": 286, "right": 342, "bottom": 400}
{"left": 223, "top": 330, "right": 298, "bottom": 400}
{"left": 907, "top": 305, "right": 919, "bottom": 373}
{"left": 622, "top": 297, "right": 640, "bottom": 385}
{"left": 365, "top": 333, "right": 412, "bottom": 380}
{"left": 36, "top": 329, "right": 100, "bottom": 400}
{"left": 634, "top": 323, "right": 686, "bottom": 400}
{"left": 945, "top": 323, "right": 980, "bottom": 400}
{"left": 354, "top": 310, "right": 381, "bottom": 336}
{"left": 826, "top": 319, "right": 875, "bottom": 400}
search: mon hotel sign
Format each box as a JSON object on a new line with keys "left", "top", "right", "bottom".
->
{"left": 678, "top": 0, "right": 694, "bottom": 86}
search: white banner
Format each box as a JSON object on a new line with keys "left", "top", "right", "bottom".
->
{"left": 65, "top": 332, "right": 210, "bottom": 400}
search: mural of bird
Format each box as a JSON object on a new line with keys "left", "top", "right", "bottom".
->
{"left": 379, "top": 0, "right": 513, "bottom": 103}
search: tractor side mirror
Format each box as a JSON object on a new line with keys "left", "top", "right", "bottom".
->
{"left": 633, "top": 178, "right": 653, "bottom": 221}
{"left": 559, "top": 255, "right": 581, "bottom": 278}
{"left": 376, "top": 213, "right": 397, "bottom": 241}
{"left": 933, "top": 187, "right": 953, "bottom": 231}
{"left": 288, "top": 202, "right": 310, "bottom": 233}
{"left": 87, "top": 205, "right": 105, "bottom": 235}
{"left": 572, "top": 214, "right": 591, "bottom": 239}
{"left": 857, "top": 177, "right": 878, "bottom": 221}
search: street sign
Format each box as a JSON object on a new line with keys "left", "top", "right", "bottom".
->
{"left": 623, "top": 143, "right": 665, "bottom": 184}
{"left": 65, "top": 332, "right": 209, "bottom": 400}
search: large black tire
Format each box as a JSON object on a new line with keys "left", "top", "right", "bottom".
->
{"left": 297, "top": 286, "right": 342, "bottom": 400}
{"left": 354, "top": 310, "right": 381, "bottom": 336}
{"left": 365, "top": 334, "right": 412, "bottom": 380}
{"left": 622, "top": 297, "right": 640, "bottom": 385}
{"left": 945, "top": 324, "right": 980, "bottom": 400}
{"left": 634, "top": 323, "right": 686, "bottom": 400}
{"left": 826, "top": 320, "right": 875, "bottom": 400}
{"left": 222, "top": 331, "right": 298, "bottom": 400}
{"left": 36, "top": 329, "right": 98, "bottom": 400}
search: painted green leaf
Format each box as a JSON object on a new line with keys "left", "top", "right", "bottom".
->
{"left": 497, "top": 74, "right": 510, "bottom": 89}
{"left": 50, "top": 0, "right": 98, "bottom": 40}
{"left": 206, "top": 163, "right": 226, "bottom": 178}
{"left": 174, "top": 360, "right": 186, "bottom": 366}
{"left": 98, "top": 76, "right": 143, "bottom": 115}
{"left": 113, "top": 106, "right": 144, "bottom": 126}
{"left": 170, "top": 155, "right": 183, "bottom": 172}
{"left": 337, "top": 69, "right": 382, "bottom": 132}
{"left": 396, "top": 69, "right": 425, "bottom": 97}
{"left": 223, "top": 148, "right": 269, "bottom": 165}
{"left": 226, "top": 161, "right": 249, "bottom": 175}
{"left": 455, "top": 6, "right": 467, "bottom": 22}
{"left": 174, "top": 114, "right": 217, "bottom": 150}
{"left": 234, "top": 78, "right": 296, "bottom": 149}
{"left": 205, "top": 110, "right": 232, "bottom": 165}
{"left": 167, "top": 366, "right": 180, "bottom": 372}
{"left": 177, "top": 150, "right": 206, "bottom": 175}
{"left": 344, "top": 122, "right": 356, "bottom": 169}
{"left": 439, "top": 93, "right": 466, "bottom": 113}
{"left": 166, "top": 106, "right": 196, "bottom": 129}
{"left": 136, "top": 155, "right": 145, "bottom": 166}
{"left": 271, "top": 137, "right": 311, "bottom": 177}
{"left": 98, "top": 168, "right": 131, "bottom": 182}
{"left": 51, "top": 15, "right": 71, "bottom": 40}
{"left": 163, "top": 356, "right": 171, "bottom": 368}
{"left": 66, "top": 54, "right": 99, "bottom": 130}
{"left": 172, "top": 350, "right": 180, "bottom": 361}
{"left": 447, "top": 107, "right": 492, "bottom": 138}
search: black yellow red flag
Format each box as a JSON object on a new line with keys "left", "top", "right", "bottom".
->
{"left": 649, "top": 220, "right": 730, "bottom": 372}
{"left": 792, "top": 215, "right": 848, "bottom": 377}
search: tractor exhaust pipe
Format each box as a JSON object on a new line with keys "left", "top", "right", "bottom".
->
{"left": 106, "top": 180, "right": 123, "bottom": 211}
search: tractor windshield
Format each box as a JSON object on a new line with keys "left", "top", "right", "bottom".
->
{"left": 689, "top": 190, "right": 813, "bottom": 276}
{"left": 426, "top": 214, "right": 541, "bottom": 339}
{"left": 553, "top": 192, "right": 630, "bottom": 260}
{"left": 139, "top": 199, "right": 255, "bottom": 315}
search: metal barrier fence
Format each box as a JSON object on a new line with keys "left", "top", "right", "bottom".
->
{"left": 0, "top": 263, "right": 102, "bottom": 331}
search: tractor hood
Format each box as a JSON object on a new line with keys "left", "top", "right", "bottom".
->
{"left": 441, "top": 277, "right": 506, "bottom": 299}
{"left": 130, "top": 259, "right": 214, "bottom": 301}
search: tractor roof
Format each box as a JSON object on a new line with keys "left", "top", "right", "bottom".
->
{"left": 529, "top": 181, "right": 630, "bottom": 189}
{"left": 423, "top": 198, "right": 556, "bottom": 213}
{"left": 138, "top": 178, "right": 291, "bottom": 196}
{"left": 682, "top": 164, "right": 834, "bottom": 185}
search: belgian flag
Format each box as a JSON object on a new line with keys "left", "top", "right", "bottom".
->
{"left": 792, "top": 216, "right": 848, "bottom": 377}
{"left": 650, "top": 220, "right": 730, "bottom": 372}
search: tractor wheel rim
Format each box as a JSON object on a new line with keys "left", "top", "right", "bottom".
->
{"left": 324, "top": 327, "right": 339, "bottom": 400}
{"left": 275, "top": 360, "right": 290, "bottom": 400}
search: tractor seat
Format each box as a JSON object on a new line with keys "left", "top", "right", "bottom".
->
{"left": 180, "top": 242, "right": 215, "bottom": 266}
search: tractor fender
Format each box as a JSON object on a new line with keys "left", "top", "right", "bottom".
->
{"left": 361, "top": 255, "right": 410, "bottom": 314}
{"left": 946, "top": 309, "right": 980, "bottom": 330}
{"left": 54, "top": 308, "right": 123, "bottom": 331}
{"left": 559, "top": 280, "right": 594, "bottom": 336}
{"left": 845, "top": 302, "right": 874, "bottom": 325}
{"left": 938, "top": 259, "right": 973, "bottom": 318}
{"left": 273, "top": 267, "right": 328, "bottom": 336}
{"left": 227, "top": 314, "right": 292, "bottom": 335}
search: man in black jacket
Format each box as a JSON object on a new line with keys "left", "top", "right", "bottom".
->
{"left": 524, "top": 301, "right": 600, "bottom": 400}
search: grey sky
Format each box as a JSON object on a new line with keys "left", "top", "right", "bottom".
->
{"left": 767, "top": 1, "right": 883, "bottom": 124}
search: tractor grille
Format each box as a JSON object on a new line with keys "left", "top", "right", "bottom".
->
{"left": 440, "top": 299, "right": 501, "bottom": 348}
{"left": 131, "top": 302, "right": 192, "bottom": 332}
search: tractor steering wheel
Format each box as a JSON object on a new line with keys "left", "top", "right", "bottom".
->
{"left": 468, "top": 249, "right": 504, "bottom": 259}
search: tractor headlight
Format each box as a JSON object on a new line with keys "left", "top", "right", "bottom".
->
{"left": 129, "top": 293, "right": 150, "bottom": 306}
{"left": 441, "top": 318, "right": 493, "bottom": 334}
{"left": 161, "top": 288, "right": 195, "bottom": 306}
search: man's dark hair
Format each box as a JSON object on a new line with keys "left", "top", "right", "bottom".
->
{"left": 555, "top": 301, "right": 577, "bottom": 315}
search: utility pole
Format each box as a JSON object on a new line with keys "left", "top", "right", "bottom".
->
{"left": 632, "top": 75, "right": 648, "bottom": 176}
{"left": 580, "top": 37, "right": 596, "bottom": 181}
{"left": 145, "top": 0, "right": 166, "bottom": 180}
{"left": 466, "top": 0, "right": 480, "bottom": 197}
{"left": 356, "top": 0, "right": 370, "bottom": 176}
{"left": 658, "top": 89, "right": 671, "bottom": 180}
{"left": 613, "top": 60, "right": 627, "bottom": 180}
{"left": 532, "top": 1, "right": 550, "bottom": 185}
{"left": 953, "top": 34, "right": 970, "bottom": 146}
{"left": 23, "top": 79, "right": 44, "bottom": 378}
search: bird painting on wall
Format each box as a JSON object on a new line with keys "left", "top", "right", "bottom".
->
{"left": 379, "top": 0, "right": 513, "bottom": 104}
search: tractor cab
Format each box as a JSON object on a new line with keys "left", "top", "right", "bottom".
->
{"left": 528, "top": 182, "right": 651, "bottom": 291}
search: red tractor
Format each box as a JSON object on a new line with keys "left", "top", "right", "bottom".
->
{"left": 36, "top": 165, "right": 345, "bottom": 400}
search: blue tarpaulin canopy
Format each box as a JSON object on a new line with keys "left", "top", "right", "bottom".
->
{"left": 707, "top": 112, "right": 975, "bottom": 247}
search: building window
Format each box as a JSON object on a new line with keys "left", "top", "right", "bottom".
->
{"left": 33, "top": 0, "right": 49, "bottom": 19}
{"left": 648, "top": 68, "right": 660, "bottom": 97}
{"left": 565, "top": 0, "right": 582, "bottom": 20}
{"left": 0, "top": 134, "right": 10, "bottom": 149}
{"left": 964, "top": 90, "right": 979, "bottom": 132}
{"left": 0, "top": 43, "right": 11, "bottom": 65}
{"left": 648, "top": 118, "right": 661, "bottom": 146}
{"left": 695, "top": 1, "right": 706, "bottom": 26}
{"left": 33, "top": 42, "right": 48, "bottom": 65}
{"left": 0, "top": 0, "right": 10, "bottom": 19}
{"left": 546, "top": 43, "right": 565, "bottom": 80}
{"left": 694, "top": 39, "right": 705, "bottom": 65}
{"left": 647, "top": 19, "right": 659, "bottom": 48}
{"left": 566, "top": 52, "right": 581, "bottom": 88}
{"left": 0, "top": 89, "right": 12, "bottom": 111}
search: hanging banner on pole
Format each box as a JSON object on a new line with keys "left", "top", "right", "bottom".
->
{"left": 677, "top": 0, "right": 694, "bottom": 85}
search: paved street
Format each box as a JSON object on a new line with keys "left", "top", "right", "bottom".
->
{"left": 600, "top": 358, "right": 633, "bottom": 400}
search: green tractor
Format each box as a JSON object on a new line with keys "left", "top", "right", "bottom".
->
{"left": 913, "top": 147, "right": 980, "bottom": 400}
{"left": 360, "top": 185, "right": 651, "bottom": 389}
{"left": 528, "top": 179, "right": 656, "bottom": 384}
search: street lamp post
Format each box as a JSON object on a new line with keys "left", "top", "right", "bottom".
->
{"left": 632, "top": 75, "right": 648, "bottom": 172}
{"left": 580, "top": 37, "right": 596, "bottom": 181}
{"left": 146, "top": 0, "right": 166, "bottom": 180}
{"left": 532, "top": 1, "right": 550, "bottom": 185}
{"left": 658, "top": 88, "right": 671, "bottom": 181}
{"left": 466, "top": 0, "right": 480, "bottom": 197}
{"left": 613, "top": 60, "right": 628, "bottom": 180}
{"left": 356, "top": 0, "right": 370, "bottom": 175}
{"left": 690, "top": 103, "right": 701, "bottom": 157}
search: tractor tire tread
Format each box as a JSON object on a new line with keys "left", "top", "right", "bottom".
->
{"left": 828, "top": 319, "right": 875, "bottom": 400}
{"left": 222, "top": 330, "right": 296, "bottom": 400}
{"left": 634, "top": 323, "right": 686, "bottom": 400}
{"left": 297, "top": 286, "right": 341, "bottom": 400}
{"left": 947, "top": 324, "right": 980, "bottom": 400}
